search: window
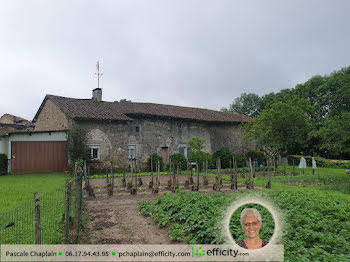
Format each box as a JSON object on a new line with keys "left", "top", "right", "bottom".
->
{"left": 179, "top": 146, "right": 191, "bottom": 157}
{"left": 88, "top": 145, "right": 100, "bottom": 160}
{"left": 136, "top": 126, "right": 140, "bottom": 133}
{"left": 128, "top": 145, "right": 136, "bottom": 159}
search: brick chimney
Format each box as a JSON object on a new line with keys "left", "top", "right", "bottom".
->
{"left": 92, "top": 88, "right": 102, "bottom": 102}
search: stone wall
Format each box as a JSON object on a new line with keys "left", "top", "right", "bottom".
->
{"left": 76, "top": 117, "right": 254, "bottom": 171}
{"left": 35, "top": 100, "right": 69, "bottom": 131}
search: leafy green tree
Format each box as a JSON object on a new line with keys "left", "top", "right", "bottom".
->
{"left": 67, "top": 125, "right": 91, "bottom": 166}
{"left": 295, "top": 66, "right": 350, "bottom": 122}
{"left": 188, "top": 151, "right": 207, "bottom": 170}
{"left": 170, "top": 153, "right": 187, "bottom": 170}
{"left": 187, "top": 137, "right": 205, "bottom": 151}
{"left": 245, "top": 97, "right": 312, "bottom": 156}
{"left": 222, "top": 93, "right": 261, "bottom": 118}
{"left": 318, "top": 113, "right": 350, "bottom": 158}
{"left": 187, "top": 137, "right": 207, "bottom": 169}
{"left": 213, "top": 148, "right": 234, "bottom": 169}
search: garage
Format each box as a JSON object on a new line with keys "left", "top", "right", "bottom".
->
{"left": 11, "top": 141, "right": 67, "bottom": 174}
{"left": 8, "top": 131, "right": 68, "bottom": 174}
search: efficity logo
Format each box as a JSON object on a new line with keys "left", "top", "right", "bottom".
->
{"left": 192, "top": 246, "right": 206, "bottom": 257}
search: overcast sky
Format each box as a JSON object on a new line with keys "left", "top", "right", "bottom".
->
{"left": 1, "top": 0, "right": 349, "bottom": 121}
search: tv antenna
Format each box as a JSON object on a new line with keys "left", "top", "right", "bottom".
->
{"left": 94, "top": 60, "right": 104, "bottom": 89}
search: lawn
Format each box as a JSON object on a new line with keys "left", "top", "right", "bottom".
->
{"left": 0, "top": 173, "right": 70, "bottom": 213}
{"left": 0, "top": 173, "right": 72, "bottom": 244}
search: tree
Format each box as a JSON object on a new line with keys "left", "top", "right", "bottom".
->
{"left": 67, "top": 125, "right": 91, "bottom": 166}
{"left": 222, "top": 93, "right": 261, "bottom": 118}
{"left": 213, "top": 148, "right": 233, "bottom": 169}
{"left": 187, "top": 137, "right": 206, "bottom": 170}
{"left": 245, "top": 97, "right": 312, "bottom": 156}
{"left": 294, "top": 66, "right": 350, "bottom": 122}
{"left": 187, "top": 137, "right": 205, "bottom": 151}
{"left": 318, "top": 113, "right": 350, "bottom": 159}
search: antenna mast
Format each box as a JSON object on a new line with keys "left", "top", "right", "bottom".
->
{"left": 95, "top": 60, "right": 104, "bottom": 89}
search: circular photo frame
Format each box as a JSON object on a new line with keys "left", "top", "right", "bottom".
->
{"left": 223, "top": 197, "right": 282, "bottom": 250}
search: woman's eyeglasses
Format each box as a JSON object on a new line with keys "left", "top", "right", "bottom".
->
{"left": 243, "top": 221, "right": 260, "bottom": 227}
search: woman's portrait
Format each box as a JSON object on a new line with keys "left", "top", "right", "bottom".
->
{"left": 230, "top": 204, "right": 274, "bottom": 250}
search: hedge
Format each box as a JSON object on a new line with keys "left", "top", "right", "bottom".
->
{"left": 0, "top": 153, "right": 8, "bottom": 175}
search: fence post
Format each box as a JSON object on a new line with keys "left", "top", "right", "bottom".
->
{"left": 74, "top": 166, "right": 83, "bottom": 243}
{"left": 64, "top": 180, "right": 71, "bottom": 244}
{"left": 34, "top": 192, "right": 41, "bottom": 244}
{"left": 196, "top": 161, "right": 199, "bottom": 191}
{"left": 84, "top": 160, "right": 87, "bottom": 187}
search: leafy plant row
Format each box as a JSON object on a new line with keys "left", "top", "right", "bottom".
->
{"left": 139, "top": 188, "right": 350, "bottom": 262}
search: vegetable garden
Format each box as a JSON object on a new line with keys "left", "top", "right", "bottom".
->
{"left": 139, "top": 184, "right": 350, "bottom": 262}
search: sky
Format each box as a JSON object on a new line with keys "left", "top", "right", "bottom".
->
{"left": 1, "top": 0, "right": 350, "bottom": 121}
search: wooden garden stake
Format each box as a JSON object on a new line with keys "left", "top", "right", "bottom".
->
{"left": 190, "top": 163, "right": 193, "bottom": 184}
{"left": 83, "top": 160, "right": 87, "bottom": 188}
{"left": 196, "top": 161, "right": 199, "bottom": 191}
{"left": 234, "top": 157, "right": 238, "bottom": 190}
{"left": 219, "top": 158, "right": 222, "bottom": 187}
{"left": 34, "top": 192, "right": 41, "bottom": 244}
{"left": 173, "top": 160, "right": 176, "bottom": 184}
{"left": 248, "top": 157, "right": 254, "bottom": 189}
{"left": 157, "top": 159, "right": 160, "bottom": 186}
{"left": 266, "top": 158, "right": 272, "bottom": 188}
{"left": 134, "top": 158, "right": 137, "bottom": 193}
{"left": 87, "top": 165, "right": 90, "bottom": 188}
{"left": 110, "top": 161, "right": 114, "bottom": 196}
{"left": 151, "top": 155, "right": 154, "bottom": 187}
{"left": 122, "top": 168, "right": 126, "bottom": 187}
{"left": 130, "top": 159, "right": 133, "bottom": 187}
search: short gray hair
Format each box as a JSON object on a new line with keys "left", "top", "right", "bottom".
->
{"left": 240, "top": 208, "right": 262, "bottom": 226}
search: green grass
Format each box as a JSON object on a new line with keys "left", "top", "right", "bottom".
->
{"left": 0, "top": 173, "right": 71, "bottom": 213}
{"left": 254, "top": 166, "right": 350, "bottom": 194}
{"left": 0, "top": 173, "right": 73, "bottom": 244}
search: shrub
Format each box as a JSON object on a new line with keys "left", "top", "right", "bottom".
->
{"left": 213, "top": 148, "right": 234, "bottom": 169}
{"left": 247, "top": 151, "right": 266, "bottom": 165}
{"left": 149, "top": 153, "right": 164, "bottom": 172}
{"left": 233, "top": 153, "right": 247, "bottom": 168}
{"left": 0, "top": 153, "right": 8, "bottom": 175}
{"left": 169, "top": 154, "right": 187, "bottom": 170}
{"left": 188, "top": 151, "right": 207, "bottom": 170}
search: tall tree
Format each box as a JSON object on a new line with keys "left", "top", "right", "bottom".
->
{"left": 245, "top": 97, "right": 312, "bottom": 156}
{"left": 318, "top": 113, "right": 350, "bottom": 159}
{"left": 222, "top": 93, "right": 261, "bottom": 118}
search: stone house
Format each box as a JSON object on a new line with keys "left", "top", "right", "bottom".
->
{"left": 32, "top": 88, "right": 252, "bottom": 170}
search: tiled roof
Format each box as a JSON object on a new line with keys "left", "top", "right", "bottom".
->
{"left": 33, "top": 95, "right": 251, "bottom": 124}
{"left": 114, "top": 101, "right": 251, "bottom": 123}
{"left": 33, "top": 95, "right": 132, "bottom": 122}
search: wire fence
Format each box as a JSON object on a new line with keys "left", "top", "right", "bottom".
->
{"left": 0, "top": 173, "right": 83, "bottom": 244}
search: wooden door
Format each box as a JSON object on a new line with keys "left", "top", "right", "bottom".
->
{"left": 160, "top": 147, "right": 168, "bottom": 165}
{"left": 11, "top": 141, "right": 68, "bottom": 174}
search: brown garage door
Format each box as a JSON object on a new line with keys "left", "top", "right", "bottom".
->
{"left": 11, "top": 141, "right": 68, "bottom": 174}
